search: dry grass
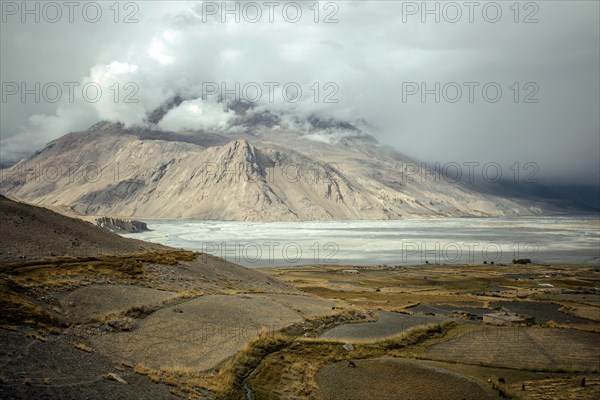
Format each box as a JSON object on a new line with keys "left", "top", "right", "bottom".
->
{"left": 263, "top": 265, "right": 502, "bottom": 311}
{"left": 280, "top": 308, "right": 373, "bottom": 338}
{"left": 93, "top": 289, "right": 206, "bottom": 329}
{"left": 0, "top": 285, "right": 61, "bottom": 327}
{"left": 25, "top": 331, "right": 46, "bottom": 342}
{"left": 544, "top": 320, "right": 600, "bottom": 333}
{"left": 134, "top": 364, "right": 162, "bottom": 383}
{"left": 0, "top": 250, "right": 198, "bottom": 327}
{"left": 212, "top": 328, "right": 291, "bottom": 394}
{"left": 175, "top": 290, "right": 203, "bottom": 300}
{"left": 247, "top": 321, "right": 456, "bottom": 399}
{"left": 127, "top": 310, "right": 372, "bottom": 399}
{"left": 129, "top": 322, "right": 455, "bottom": 400}
{"left": 131, "top": 327, "right": 292, "bottom": 399}
{"left": 558, "top": 303, "right": 600, "bottom": 322}
{"left": 96, "top": 311, "right": 134, "bottom": 325}
{"left": 1, "top": 250, "right": 198, "bottom": 288}
{"left": 74, "top": 342, "right": 93, "bottom": 353}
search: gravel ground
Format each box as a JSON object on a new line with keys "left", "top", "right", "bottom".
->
{"left": 0, "top": 329, "right": 180, "bottom": 400}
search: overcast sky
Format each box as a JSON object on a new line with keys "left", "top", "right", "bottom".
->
{"left": 1, "top": 1, "right": 598, "bottom": 185}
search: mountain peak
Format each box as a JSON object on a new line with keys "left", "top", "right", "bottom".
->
{"left": 224, "top": 138, "right": 258, "bottom": 159}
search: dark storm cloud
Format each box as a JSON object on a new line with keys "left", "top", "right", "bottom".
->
{"left": 1, "top": 1, "right": 598, "bottom": 184}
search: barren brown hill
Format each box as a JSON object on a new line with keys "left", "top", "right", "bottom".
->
{"left": 0, "top": 194, "right": 165, "bottom": 263}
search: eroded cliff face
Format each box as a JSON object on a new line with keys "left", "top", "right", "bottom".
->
{"left": 95, "top": 217, "right": 149, "bottom": 233}
{"left": 0, "top": 122, "right": 541, "bottom": 221}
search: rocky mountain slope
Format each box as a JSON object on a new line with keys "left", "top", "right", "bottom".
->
{"left": 0, "top": 106, "right": 543, "bottom": 221}
{"left": 0, "top": 195, "right": 165, "bottom": 263}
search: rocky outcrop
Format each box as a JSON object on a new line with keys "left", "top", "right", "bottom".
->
{"left": 95, "top": 217, "right": 149, "bottom": 233}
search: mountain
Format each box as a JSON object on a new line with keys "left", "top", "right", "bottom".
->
{"left": 0, "top": 106, "right": 544, "bottom": 221}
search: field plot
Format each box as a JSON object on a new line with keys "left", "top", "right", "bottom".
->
{"left": 426, "top": 327, "right": 600, "bottom": 371}
{"left": 512, "top": 376, "right": 600, "bottom": 399}
{"left": 320, "top": 311, "right": 445, "bottom": 340}
{"left": 407, "top": 303, "right": 489, "bottom": 317}
{"left": 491, "top": 301, "right": 595, "bottom": 324}
{"left": 316, "top": 358, "right": 495, "bottom": 400}
{"left": 59, "top": 285, "right": 178, "bottom": 323}
{"left": 540, "top": 291, "right": 600, "bottom": 309}
{"left": 92, "top": 294, "right": 306, "bottom": 370}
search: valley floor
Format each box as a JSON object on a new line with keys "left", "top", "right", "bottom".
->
{"left": 259, "top": 263, "right": 600, "bottom": 399}
{"left": 1, "top": 256, "right": 598, "bottom": 399}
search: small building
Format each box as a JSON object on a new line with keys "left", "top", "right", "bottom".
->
{"left": 342, "top": 269, "right": 359, "bottom": 275}
{"left": 483, "top": 312, "right": 534, "bottom": 326}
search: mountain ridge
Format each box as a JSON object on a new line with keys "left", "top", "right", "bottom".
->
{"left": 0, "top": 117, "right": 546, "bottom": 221}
